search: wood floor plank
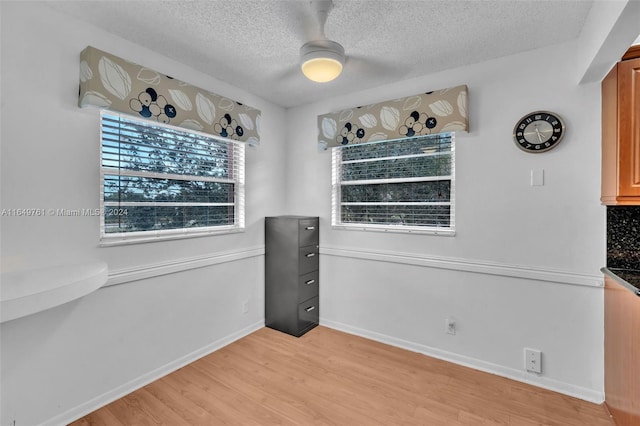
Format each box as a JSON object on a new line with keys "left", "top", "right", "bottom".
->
{"left": 412, "top": 398, "right": 466, "bottom": 425}
{"left": 146, "top": 375, "right": 243, "bottom": 425}
{"left": 205, "top": 341, "right": 387, "bottom": 425}
{"left": 70, "top": 405, "right": 126, "bottom": 426}
{"left": 70, "top": 326, "right": 614, "bottom": 426}
{"left": 192, "top": 350, "right": 344, "bottom": 425}
{"left": 174, "top": 363, "right": 297, "bottom": 425}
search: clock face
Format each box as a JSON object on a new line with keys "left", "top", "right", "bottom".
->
{"left": 513, "top": 111, "right": 565, "bottom": 153}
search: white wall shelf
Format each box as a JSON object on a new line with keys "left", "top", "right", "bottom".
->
{"left": 1, "top": 262, "right": 108, "bottom": 323}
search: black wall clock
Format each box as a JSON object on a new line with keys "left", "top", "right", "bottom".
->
{"left": 513, "top": 111, "right": 565, "bottom": 153}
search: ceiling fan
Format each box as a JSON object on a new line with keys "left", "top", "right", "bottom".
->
{"left": 298, "top": 0, "right": 346, "bottom": 83}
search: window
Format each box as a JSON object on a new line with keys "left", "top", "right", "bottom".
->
{"left": 100, "top": 112, "right": 244, "bottom": 244}
{"left": 331, "top": 133, "right": 454, "bottom": 235}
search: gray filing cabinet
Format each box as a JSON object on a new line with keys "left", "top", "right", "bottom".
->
{"left": 265, "top": 216, "right": 319, "bottom": 337}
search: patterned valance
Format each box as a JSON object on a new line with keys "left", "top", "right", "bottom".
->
{"left": 78, "top": 46, "right": 261, "bottom": 145}
{"left": 317, "top": 84, "right": 468, "bottom": 150}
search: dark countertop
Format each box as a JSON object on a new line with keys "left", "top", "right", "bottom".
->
{"left": 602, "top": 267, "right": 640, "bottom": 296}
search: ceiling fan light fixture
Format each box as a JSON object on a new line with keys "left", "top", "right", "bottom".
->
{"left": 302, "top": 57, "right": 343, "bottom": 83}
{"left": 300, "top": 40, "right": 345, "bottom": 83}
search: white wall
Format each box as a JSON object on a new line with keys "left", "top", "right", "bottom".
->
{"left": 0, "top": 2, "right": 287, "bottom": 425}
{"left": 284, "top": 38, "right": 607, "bottom": 401}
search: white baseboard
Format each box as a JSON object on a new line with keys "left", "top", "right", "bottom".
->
{"left": 320, "top": 318, "right": 604, "bottom": 404}
{"left": 46, "top": 320, "right": 264, "bottom": 426}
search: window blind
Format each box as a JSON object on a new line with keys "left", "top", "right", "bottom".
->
{"left": 332, "top": 133, "right": 454, "bottom": 233}
{"left": 100, "top": 112, "right": 245, "bottom": 241}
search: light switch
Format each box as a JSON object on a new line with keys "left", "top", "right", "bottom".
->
{"left": 531, "top": 169, "right": 544, "bottom": 186}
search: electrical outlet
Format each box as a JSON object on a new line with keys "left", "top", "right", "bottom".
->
{"left": 445, "top": 318, "right": 456, "bottom": 335}
{"left": 525, "top": 348, "right": 542, "bottom": 373}
{"left": 241, "top": 300, "right": 249, "bottom": 314}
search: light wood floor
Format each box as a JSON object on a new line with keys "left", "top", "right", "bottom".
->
{"left": 71, "top": 326, "right": 614, "bottom": 426}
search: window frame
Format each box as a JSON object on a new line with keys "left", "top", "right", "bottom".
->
{"left": 99, "top": 111, "right": 245, "bottom": 246}
{"left": 331, "top": 133, "right": 455, "bottom": 236}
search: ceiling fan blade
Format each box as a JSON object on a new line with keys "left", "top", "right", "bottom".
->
{"left": 279, "top": 0, "right": 318, "bottom": 44}
{"left": 345, "top": 54, "right": 407, "bottom": 80}
{"left": 272, "top": 64, "right": 303, "bottom": 83}
{"left": 310, "top": 0, "right": 334, "bottom": 39}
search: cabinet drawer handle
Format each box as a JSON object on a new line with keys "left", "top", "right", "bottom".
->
{"left": 305, "top": 253, "right": 316, "bottom": 258}
{"left": 305, "top": 279, "right": 315, "bottom": 285}
{"left": 305, "top": 306, "right": 316, "bottom": 312}
{"left": 305, "top": 226, "right": 315, "bottom": 230}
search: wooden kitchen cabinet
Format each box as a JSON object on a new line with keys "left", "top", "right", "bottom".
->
{"left": 604, "top": 275, "right": 640, "bottom": 426}
{"left": 601, "top": 51, "right": 640, "bottom": 205}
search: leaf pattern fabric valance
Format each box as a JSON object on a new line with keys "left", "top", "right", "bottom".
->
{"left": 78, "top": 46, "right": 261, "bottom": 145}
{"left": 317, "top": 85, "right": 468, "bottom": 150}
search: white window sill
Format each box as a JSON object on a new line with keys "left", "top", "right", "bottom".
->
{"left": 332, "top": 224, "right": 455, "bottom": 236}
{"left": 100, "top": 226, "right": 244, "bottom": 247}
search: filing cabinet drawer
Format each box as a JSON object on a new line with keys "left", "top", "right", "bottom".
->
{"left": 298, "top": 270, "right": 319, "bottom": 303}
{"left": 299, "top": 218, "right": 319, "bottom": 247}
{"left": 298, "top": 296, "right": 319, "bottom": 332}
{"left": 298, "top": 245, "right": 319, "bottom": 275}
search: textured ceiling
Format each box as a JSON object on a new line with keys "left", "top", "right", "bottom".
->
{"left": 45, "top": 0, "right": 595, "bottom": 108}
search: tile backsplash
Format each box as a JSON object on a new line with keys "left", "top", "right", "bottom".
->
{"left": 607, "top": 206, "right": 640, "bottom": 270}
